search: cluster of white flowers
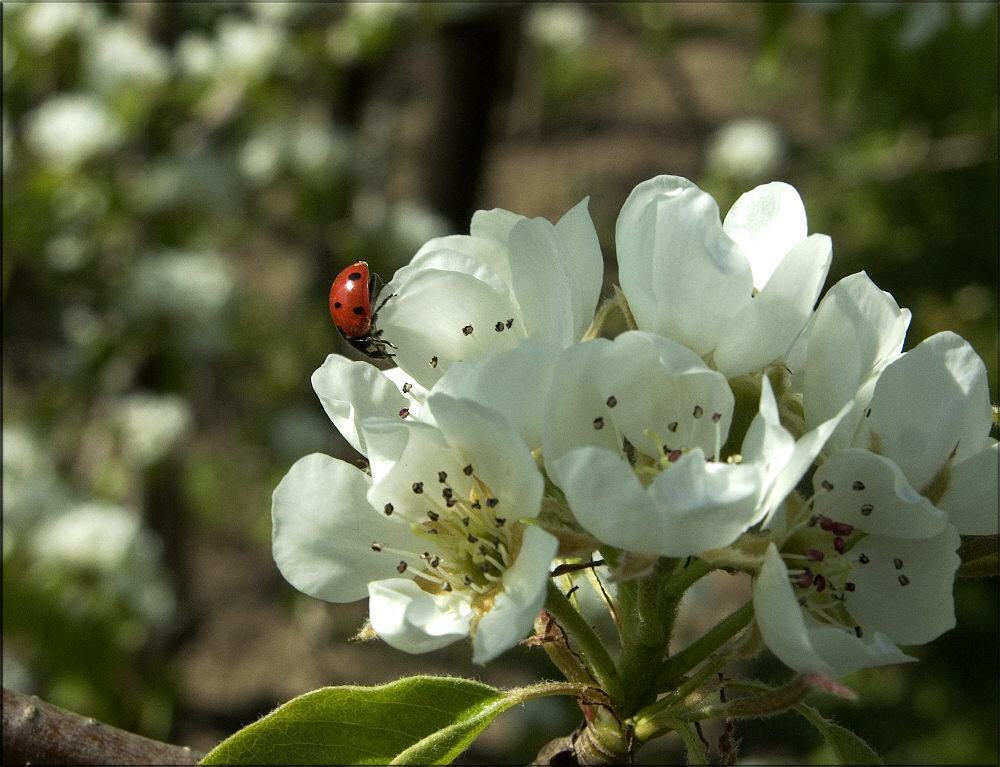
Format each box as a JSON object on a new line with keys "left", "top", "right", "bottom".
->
{"left": 272, "top": 175, "right": 997, "bottom": 672}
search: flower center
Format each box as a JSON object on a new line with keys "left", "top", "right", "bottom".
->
{"left": 369, "top": 463, "right": 518, "bottom": 603}
{"left": 780, "top": 511, "right": 865, "bottom": 635}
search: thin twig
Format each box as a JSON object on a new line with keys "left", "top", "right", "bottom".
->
{"left": 3, "top": 687, "right": 202, "bottom": 766}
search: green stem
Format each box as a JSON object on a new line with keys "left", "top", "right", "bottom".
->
{"left": 661, "top": 717, "right": 709, "bottom": 765}
{"left": 662, "top": 556, "right": 713, "bottom": 599}
{"left": 616, "top": 558, "right": 682, "bottom": 716}
{"left": 653, "top": 601, "right": 753, "bottom": 692}
{"left": 544, "top": 580, "right": 624, "bottom": 705}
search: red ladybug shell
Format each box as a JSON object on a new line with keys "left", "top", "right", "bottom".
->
{"left": 329, "top": 261, "right": 373, "bottom": 339}
{"left": 329, "top": 261, "right": 396, "bottom": 359}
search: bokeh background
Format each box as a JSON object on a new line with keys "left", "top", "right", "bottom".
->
{"left": 3, "top": 3, "right": 997, "bottom": 764}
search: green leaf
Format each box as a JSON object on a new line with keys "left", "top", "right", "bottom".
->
{"left": 795, "top": 703, "right": 883, "bottom": 765}
{"left": 199, "top": 676, "right": 519, "bottom": 766}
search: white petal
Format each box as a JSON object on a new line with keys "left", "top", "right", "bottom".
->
{"left": 407, "top": 235, "right": 512, "bottom": 292}
{"left": 744, "top": 377, "right": 848, "bottom": 526}
{"left": 469, "top": 208, "right": 524, "bottom": 273}
{"left": 271, "top": 453, "right": 418, "bottom": 603}
{"left": 553, "top": 446, "right": 666, "bottom": 554}
{"left": 938, "top": 443, "right": 999, "bottom": 535}
{"left": 472, "top": 525, "right": 558, "bottom": 663}
{"left": 789, "top": 272, "right": 910, "bottom": 448}
{"left": 846, "top": 526, "right": 960, "bottom": 645}
{"left": 382, "top": 367, "right": 429, "bottom": 409}
{"left": 753, "top": 543, "right": 838, "bottom": 676}
{"left": 616, "top": 176, "right": 753, "bottom": 355}
{"left": 554, "top": 446, "right": 763, "bottom": 556}
{"left": 741, "top": 377, "right": 795, "bottom": 500}
{"left": 376, "top": 264, "right": 524, "bottom": 388}
{"left": 861, "top": 331, "right": 994, "bottom": 491}
{"left": 311, "top": 355, "right": 411, "bottom": 456}
{"left": 555, "top": 197, "right": 605, "bottom": 339}
{"left": 805, "top": 623, "right": 915, "bottom": 678}
{"left": 646, "top": 452, "right": 766, "bottom": 553}
{"left": 506, "top": 215, "right": 577, "bottom": 343}
{"left": 713, "top": 233, "right": 832, "bottom": 377}
{"left": 722, "top": 181, "right": 808, "bottom": 288}
{"left": 362, "top": 418, "right": 454, "bottom": 511}
{"left": 754, "top": 544, "right": 915, "bottom": 677}
{"left": 811, "top": 449, "right": 948, "bottom": 538}
{"left": 594, "top": 331, "right": 734, "bottom": 459}
{"left": 542, "top": 338, "right": 622, "bottom": 478}
{"left": 433, "top": 339, "right": 559, "bottom": 450}
{"left": 615, "top": 176, "right": 697, "bottom": 336}
{"left": 426, "top": 393, "right": 544, "bottom": 519}
{"left": 368, "top": 578, "right": 472, "bottom": 654}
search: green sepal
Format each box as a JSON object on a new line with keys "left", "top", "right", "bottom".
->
{"left": 957, "top": 534, "right": 999, "bottom": 578}
{"left": 794, "top": 702, "right": 883, "bottom": 765}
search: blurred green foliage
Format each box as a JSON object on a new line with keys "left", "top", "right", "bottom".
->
{"left": 3, "top": 3, "right": 996, "bottom": 764}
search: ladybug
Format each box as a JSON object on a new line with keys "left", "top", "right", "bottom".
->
{"left": 329, "top": 261, "right": 396, "bottom": 359}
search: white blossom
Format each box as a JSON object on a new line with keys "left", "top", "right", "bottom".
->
{"left": 272, "top": 393, "right": 557, "bottom": 663}
{"left": 616, "top": 176, "right": 832, "bottom": 378}
{"left": 544, "top": 332, "right": 844, "bottom": 557}
{"left": 374, "top": 198, "right": 604, "bottom": 389}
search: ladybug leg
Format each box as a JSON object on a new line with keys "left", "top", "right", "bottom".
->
{"left": 371, "top": 327, "right": 397, "bottom": 352}
{"left": 372, "top": 291, "right": 396, "bottom": 319}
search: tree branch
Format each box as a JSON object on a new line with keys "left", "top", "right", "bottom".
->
{"left": 3, "top": 687, "right": 202, "bottom": 766}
